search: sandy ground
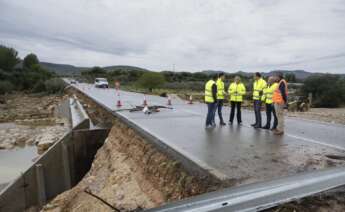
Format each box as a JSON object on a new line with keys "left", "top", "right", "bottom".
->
{"left": 288, "top": 108, "right": 345, "bottom": 125}
{"left": 0, "top": 93, "right": 70, "bottom": 152}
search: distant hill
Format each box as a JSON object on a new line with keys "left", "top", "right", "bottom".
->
{"left": 40, "top": 62, "right": 149, "bottom": 75}
{"left": 203, "top": 69, "right": 326, "bottom": 80}
{"left": 40, "top": 62, "right": 87, "bottom": 75}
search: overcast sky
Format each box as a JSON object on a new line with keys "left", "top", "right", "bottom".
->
{"left": 1, "top": 0, "right": 345, "bottom": 73}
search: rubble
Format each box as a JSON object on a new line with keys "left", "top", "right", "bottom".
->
{"left": 0, "top": 93, "right": 70, "bottom": 153}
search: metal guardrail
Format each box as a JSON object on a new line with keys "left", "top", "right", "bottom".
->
{"left": 147, "top": 167, "right": 345, "bottom": 212}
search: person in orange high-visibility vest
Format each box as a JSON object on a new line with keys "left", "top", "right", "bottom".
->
{"left": 272, "top": 73, "right": 288, "bottom": 135}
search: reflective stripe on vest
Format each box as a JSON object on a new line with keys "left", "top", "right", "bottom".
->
{"left": 253, "top": 78, "right": 267, "bottom": 100}
{"left": 205, "top": 80, "right": 216, "bottom": 103}
{"left": 228, "top": 82, "right": 246, "bottom": 102}
{"left": 262, "top": 83, "right": 278, "bottom": 104}
{"left": 273, "top": 80, "right": 288, "bottom": 104}
{"left": 216, "top": 79, "right": 225, "bottom": 99}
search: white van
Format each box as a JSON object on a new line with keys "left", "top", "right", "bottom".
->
{"left": 94, "top": 78, "right": 109, "bottom": 88}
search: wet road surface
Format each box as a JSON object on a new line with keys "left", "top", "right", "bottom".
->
{"left": 72, "top": 83, "right": 345, "bottom": 184}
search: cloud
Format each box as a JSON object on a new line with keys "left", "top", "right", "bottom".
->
{"left": 1, "top": 0, "right": 345, "bottom": 73}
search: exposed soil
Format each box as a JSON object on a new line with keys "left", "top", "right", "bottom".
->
{"left": 42, "top": 88, "right": 225, "bottom": 211}
{"left": 287, "top": 108, "right": 345, "bottom": 125}
{"left": 265, "top": 187, "right": 345, "bottom": 212}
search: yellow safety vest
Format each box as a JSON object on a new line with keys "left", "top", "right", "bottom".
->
{"left": 216, "top": 78, "right": 225, "bottom": 100}
{"left": 253, "top": 78, "right": 267, "bottom": 100}
{"left": 262, "top": 83, "right": 278, "bottom": 104}
{"left": 205, "top": 80, "right": 216, "bottom": 103}
{"left": 228, "top": 82, "right": 246, "bottom": 102}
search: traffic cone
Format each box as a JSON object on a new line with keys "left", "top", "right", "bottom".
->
{"left": 116, "top": 91, "right": 122, "bottom": 107}
{"left": 117, "top": 99, "right": 122, "bottom": 107}
{"left": 188, "top": 95, "right": 193, "bottom": 104}
{"left": 143, "top": 95, "right": 148, "bottom": 106}
{"left": 167, "top": 96, "right": 172, "bottom": 106}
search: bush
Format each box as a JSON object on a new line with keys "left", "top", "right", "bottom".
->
{"left": 0, "top": 80, "right": 15, "bottom": 94}
{"left": 136, "top": 72, "right": 166, "bottom": 91}
{"left": 44, "top": 78, "right": 66, "bottom": 94}
{"left": 32, "top": 81, "right": 46, "bottom": 93}
{"left": 302, "top": 74, "right": 345, "bottom": 107}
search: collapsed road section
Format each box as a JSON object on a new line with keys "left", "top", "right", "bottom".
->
{"left": 39, "top": 81, "right": 345, "bottom": 211}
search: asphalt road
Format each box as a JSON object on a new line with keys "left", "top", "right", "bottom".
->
{"left": 72, "top": 83, "right": 345, "bottom": 184}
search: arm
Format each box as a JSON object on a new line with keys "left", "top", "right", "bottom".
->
{"left": 212, "top": 83, "right": 217, "bottom": 101}
{"left": 279, "top": 82, "right": 287, "bottom": 103}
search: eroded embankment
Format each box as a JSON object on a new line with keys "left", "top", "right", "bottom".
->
{"left": 43, "top": 88, "right": 224, "bottom": 211}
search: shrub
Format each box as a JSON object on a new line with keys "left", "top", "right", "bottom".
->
{"left": 302, "top": 74, "right": 345, "bottom": 107}
{"left": 32, "top": 81, "right": 46, "bottom": 93}
{"left": 0, "top": 80, "right": 15, "bottom": 94}
{"left": 44, "top": 78, "right": 66, "bottom": 94}
{"left": 136, "top": 72, "right": 166, "bottom": 91}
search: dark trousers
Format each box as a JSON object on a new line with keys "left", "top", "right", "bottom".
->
{"left": 229, "top": 101, "right": 242, "bottom": 123}
{"left": 253, "top": 100, "right": 262, "bottom": 127}
{"left": 265, "top": 103, "right": 278, "bottom": 129}
{"left": 206, "top": 102, "right": 216, "bottom": 126}
{"left": 216, "top": 99, "right": 225, "bottom": 124}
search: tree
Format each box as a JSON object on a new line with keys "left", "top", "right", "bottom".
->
{"left": 23, "top": 53, "right": 39, "bottom": 69}
{"left": 137, "top": 72, "right": 166, "bottom": 91}
{"left": 285, "top": 73, "right": 296, "bottom": 82}
{"left": 302, "top": 74, "right": 345, "bottom": 107}
{"left": 0, "top": 45, "right": 20, "bottom": 71}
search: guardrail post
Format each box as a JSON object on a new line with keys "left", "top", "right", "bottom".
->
{"left": 62, "top": 143, "right": 72, "bottom": 189}
{"left": 35, "top": 164, "right": 46, "bottom": 207}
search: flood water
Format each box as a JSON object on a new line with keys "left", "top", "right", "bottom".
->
{"left": 0, "top": 143, "right": 38, "bottom": 191}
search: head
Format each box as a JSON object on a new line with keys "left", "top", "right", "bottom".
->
{"left": 234, "top": 76, "right": 241, "bottom": 84}
{"left": 268, "top": 76, "right": 275, "bottom": 84}
{"left": 212, "top": 74, "right": 218, "bottom": 81}
{"left": 275, "top": 72, "right": 284, "bottom": 81}
{"left": 254, "top": 72, "right": 261, "bottom": 80}
{"left": 218, "top": 72, "right": 225, "bottom": 80}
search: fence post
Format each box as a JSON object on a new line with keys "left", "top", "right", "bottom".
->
{"left": 62, "top": 143, "right": 72, "bottom": 189}
{"left": 35, "top": 164, "right": 46, "bottom": 207}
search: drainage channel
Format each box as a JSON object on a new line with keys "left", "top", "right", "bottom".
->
{"left": 0, "top": 97, "right": 110, "bottom": 212}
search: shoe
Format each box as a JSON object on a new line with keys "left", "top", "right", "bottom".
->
{"left": 251, "top": 123, "right": 257, "bottom": 127}
{"left": 254, "top": 125, "right": 262, "bottom": 129}
{"left": 274, "top": 130, "right": 284, "bottom": 135}
{"left": 205, "top": 125, "right": 213, "bottom": 129}
{"left": 238, "top": 122, "right": 242, "bottom": 125}
{"left": 220, "top": 122, "right": 226, "bottom": 126}
{"left": 228, "top": 121, "right": 233, "bottom": 125}
{"left": 262, "top": 126, "right": 270, "bottom": 130}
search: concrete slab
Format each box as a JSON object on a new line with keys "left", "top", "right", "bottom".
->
{"left": 71, "top": 83, "right": 345, "bottom": 184}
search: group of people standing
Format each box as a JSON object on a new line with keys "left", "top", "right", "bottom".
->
{"left": 205, "top": 72, "right": 288, "bottom": 135}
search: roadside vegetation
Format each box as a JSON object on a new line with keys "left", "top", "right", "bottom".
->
{"left": 0, "top": 45, "right": 65, "bottom": 95}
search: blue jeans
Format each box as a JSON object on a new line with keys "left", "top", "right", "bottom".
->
{"left": 216, "top": 99, "right": 225, "bottom": 124}
{"left": 206, "top": 102, "right": 216, "bottom": 126}
{"left": 253, "top": 100, "right": 262, "bottom": 127}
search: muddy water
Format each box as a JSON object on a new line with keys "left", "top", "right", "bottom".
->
{"left": 0, "top": 146, "right": 38, "bottom": 190}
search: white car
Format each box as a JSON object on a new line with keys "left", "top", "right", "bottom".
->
{"left": 94, "top": 78, "right": 109, "bottom": 88}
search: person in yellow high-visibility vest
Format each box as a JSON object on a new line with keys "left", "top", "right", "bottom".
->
{"left": 205, "top": 75, "right": 218, "bottom": 128}
{"left": 228, "top": 76, "right": 246, "bottom": 125}
{"left": 216, "top": 73, "right": 226, "bottom": 126}
{"left": 251, "top": 72, "right": 267, "bottom": 128}
{"left": 261, "top": 77, "right": 278, "bottom": 130}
